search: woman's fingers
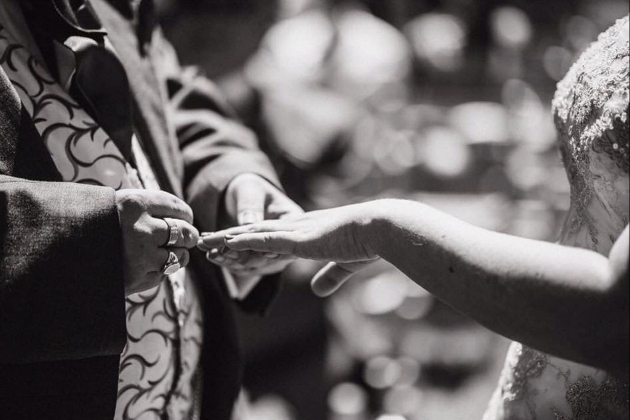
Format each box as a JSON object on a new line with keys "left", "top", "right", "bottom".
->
{"left": 204, "top": 247, "right": 294, "bottom": 276}
{"left": 311, "top": 261, "right": 375, "bottom": 297}
{"left": 199, "top": 229, "right": 248, "bottom": 249}
{"left": 198, "top": 220, "right": 292, "bottom": 249}
{"left": 224, "top": 231, "right": 296, "bottom": 254}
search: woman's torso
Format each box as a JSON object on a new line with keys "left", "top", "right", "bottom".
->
{"left": 485, "top": 15, "right": 629, "bottom": 420}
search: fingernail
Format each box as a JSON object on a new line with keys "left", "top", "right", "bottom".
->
{"left": 201, "top": 232, "right": 214, "bottom": 237}
{"left": 225, "top": 234, "right": 236, "bottom": 241}
{"left": 264, "top": 253, "right": 280, "bottom": 259}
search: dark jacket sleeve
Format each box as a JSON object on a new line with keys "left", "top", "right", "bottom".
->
{"left": 154, "top": 32, "right": 283, "bottom": 314}
{"left": 0, "top": 66, "right": 126, "bottom": 364}
{"left": 153, "top": 30, "right": 281, "bottom": 231}
{"left": 0, "top": 176, "right": 127, "bottom": 364}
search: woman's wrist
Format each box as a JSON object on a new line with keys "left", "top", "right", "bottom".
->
{"left": 359, "top": 199, "right": 435, "bottom": 260}
{"left": 357, "top": 199, "right": 396, "bottom": 258}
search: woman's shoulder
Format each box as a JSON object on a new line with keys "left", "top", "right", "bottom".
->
{"left": 552, "top": 16, "right": 629, "bottom": 146}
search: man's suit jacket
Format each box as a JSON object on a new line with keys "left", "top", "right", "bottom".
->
{"left": 0, "top": 1, "right": 280, "bottom": 418}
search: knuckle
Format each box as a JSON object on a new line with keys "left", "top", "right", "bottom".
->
{"left": 181, "top": 224, "right": 200, "bottom": 245}
{"left": 170, "top": 195, "right": 186, "bottom": 209}
{"left": 168, "top": 195, "right": 181, "bottom": 210}
{"left": 134, "top": 220, "right": 155, "bottom": 242}
{"left": 126, "top": 191, "right": 146, "bottom": 208}
{"left": 117, "top": 191, "right": 146, "bottom": 218}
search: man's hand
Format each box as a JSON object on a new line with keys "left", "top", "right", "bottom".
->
{"left": 116, "top": 189, "right": 200, "bottom": 296}
{"left": 198, "top": 173, "right": 303, "bottom": 277}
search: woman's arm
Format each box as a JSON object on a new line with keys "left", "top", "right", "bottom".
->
{"left": 367, "top": 200, "right": 628, "bottom": 375}
{"left": 200, "top": 198, "right": 629, "bottom": 375}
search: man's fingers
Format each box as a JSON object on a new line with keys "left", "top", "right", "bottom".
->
{"left": 205, "top": 248, "right": 225, "bottom": 265}
{"left": 234, "top": 179, "right": 266, "bottom": 226}
{"left": 152, "top": 247, "right": 191, "bottom": 274}
{"left": 311, "top": 261, "right": 374, "bottom": 297}
{"left": 198, "top": 234, "right": 223, "bottom": 251}
{"left": 228, "top": 256, "right": 294, "bottom": 277}
{"left": 225, "top": 232, "right": 295, "bottom": 254}
{"left": 156, "top": 218, "right": 200, "bottom": 248}
{"left": 145, "top": 190, "right": 194, "bottom": 224}
{"left": 205, "top": 248, "right": 294, "bottom": 270}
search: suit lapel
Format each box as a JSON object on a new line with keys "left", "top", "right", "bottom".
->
{"left": 89, "top": 0, "right": 183, "bottom": 197}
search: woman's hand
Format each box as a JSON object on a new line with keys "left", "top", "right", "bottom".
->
{"left": 199, "top": 173, "right": 303, "bottom": 277}
{"left": 199, "top": 202, "right": 382, "bottom": 295}
{"left": 200, "top": 203, "right": 378, "bottom": 261}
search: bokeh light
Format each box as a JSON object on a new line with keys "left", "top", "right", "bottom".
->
{"left": 328, "top": 383, "right": 369, "bottom": 416}
{"left": 405, "top": 13, "right": 467, "bottom": 72}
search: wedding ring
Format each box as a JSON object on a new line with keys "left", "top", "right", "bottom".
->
{"left": 163, "top": 218, "right": 180, "bottom": 247}
{"left": 162, "top": 251, "right": 181, "bottom": 276}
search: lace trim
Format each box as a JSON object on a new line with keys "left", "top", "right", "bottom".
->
{"left": 552, "top": 377, "right": 630, "bottom": 420}
{"left": 501, "top": 344, "right": 629, "bottom": 420}
{"left": 553, "top": 16, "right": 629, "bottom": 170}
{"left": 553, "top": 16, "right": 629, "bottom": 250}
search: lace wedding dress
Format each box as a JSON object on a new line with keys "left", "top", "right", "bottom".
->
{"left": 483, "top": 16, "right": 629, "bottom": 420}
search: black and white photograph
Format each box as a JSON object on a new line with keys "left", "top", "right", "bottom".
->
{"left": 0, "top": 0, "right": 628, "bottom": 419}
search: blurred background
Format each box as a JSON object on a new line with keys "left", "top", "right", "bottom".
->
{"left": 157, "top": 1, "right": 629, "bottom": 419}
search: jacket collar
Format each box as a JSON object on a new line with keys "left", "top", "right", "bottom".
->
{"left": 89, "top": 0, "right": 182, "bottom": 196}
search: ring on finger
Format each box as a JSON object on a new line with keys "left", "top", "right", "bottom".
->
{"left": 162, "top": 218, "right": 180, "bottom": 247}
{"left": 162, "top": 250, "right": 181, "bottom": 275}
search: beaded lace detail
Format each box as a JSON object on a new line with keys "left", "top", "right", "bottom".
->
{"left": 552, "top": 15, "right": 629, "bottom": 251}
{"left": 552, "top": 376, "right": 630, "bottom": 420}
{"left": 484, "top": 16, "right": 629, "bottom": 420}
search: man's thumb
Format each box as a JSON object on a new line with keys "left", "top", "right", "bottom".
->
{"left": 235, "top": 181, "right": 266, "bottom": 226}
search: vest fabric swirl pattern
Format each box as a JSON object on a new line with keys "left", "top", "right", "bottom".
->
{"left": 0, "top": 11, "right": 203, "bottom": 419}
